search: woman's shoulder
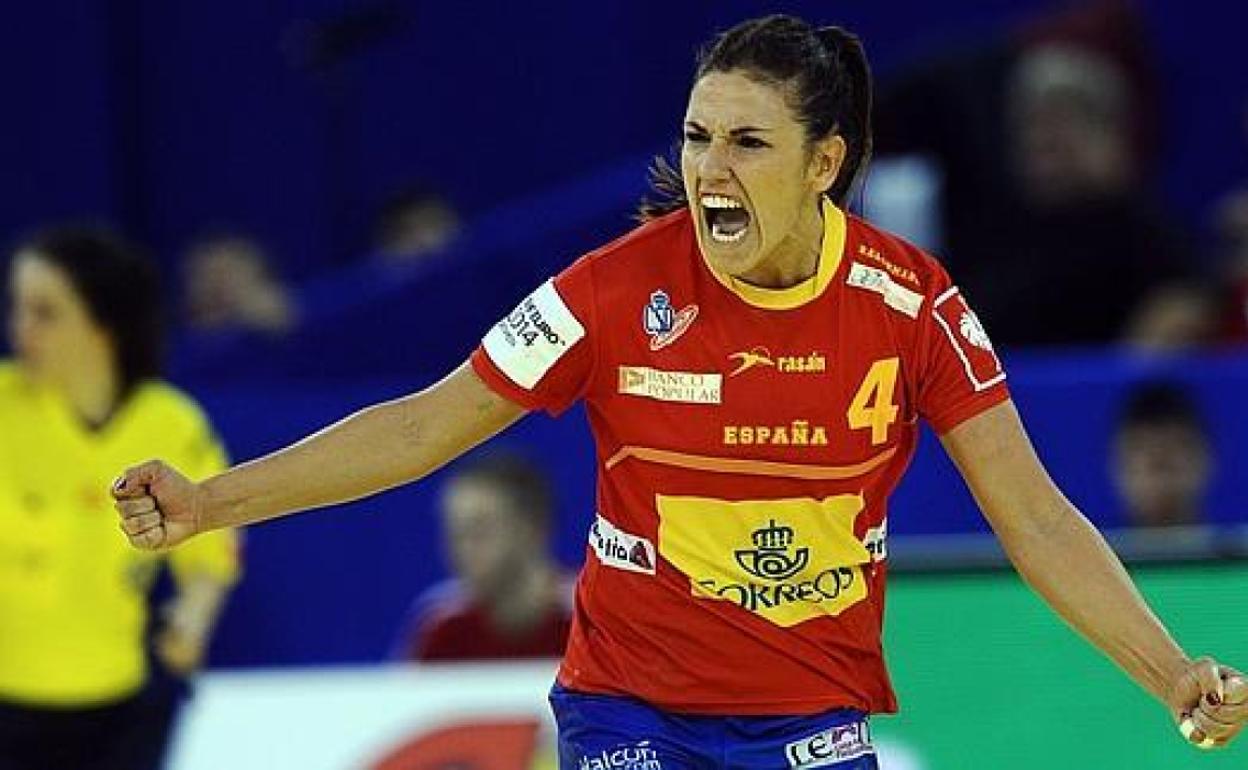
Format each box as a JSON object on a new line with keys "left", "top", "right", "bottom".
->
{"left": 127, "top": 380, "right": 215, "bottom": 434}
{"left": 846, "top": 214, "right": 954, "bottom": 298}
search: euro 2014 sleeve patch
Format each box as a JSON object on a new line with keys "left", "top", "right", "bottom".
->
{"left": 482, "top": 279, "right": 586, "bottom": 390}
{"left": 932, "top": 286, "right": 1005, "bottom": 392}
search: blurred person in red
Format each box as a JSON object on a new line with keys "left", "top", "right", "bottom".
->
{"left": 1112, "top": 381, "right": 1212, "bottom": 529}
{"left": 397, "top": 454, "right": 573, "bottom": 661}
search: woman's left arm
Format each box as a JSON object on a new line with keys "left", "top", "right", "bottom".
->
{"left": 940, "top": 399, "right": 1245, "bottom": 746}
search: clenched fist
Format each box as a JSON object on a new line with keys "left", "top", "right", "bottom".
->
{"left": 1168, "top": 657, "right": 1248, "bottom": 749}
{"left": 112, "top": 461, "right": 204, "bottom": 550}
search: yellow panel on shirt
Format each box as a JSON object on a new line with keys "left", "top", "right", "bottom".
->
{"left": 0, "top": 362, "right": 240, "bottom": 706}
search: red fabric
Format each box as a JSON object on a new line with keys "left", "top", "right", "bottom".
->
{"left": 472, "top": 208, "right": 1009, "bottom": 715}
{"left": 411, "top": 601, "right": 572, "bottom": 662}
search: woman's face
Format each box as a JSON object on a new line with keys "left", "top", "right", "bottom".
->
{"left": 681, "top": 70, "right": 840, "bottom": 279}
{"left": 7, "top": 253, "right": 112, "bottom": 387}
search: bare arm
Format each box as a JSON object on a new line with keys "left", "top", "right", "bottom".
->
{"left": 940, "top": 399, "right": 1194, "bottom": 706}
{"left": 114, "top": 361, "right": 525, "bottom": 541}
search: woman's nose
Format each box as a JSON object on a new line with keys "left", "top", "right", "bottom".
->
{"left": 698, "top": 140, "right": 732, "bottom": 182}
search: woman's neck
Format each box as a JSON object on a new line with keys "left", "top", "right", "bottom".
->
{"left": 735, "top": 197, "right": 825, "bottom": 289}
{"left": 59, "top": 354, "right": 121, "bottom": 429}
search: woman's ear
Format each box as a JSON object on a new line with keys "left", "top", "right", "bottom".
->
{"left": 810, "top": 134, "right": 847, "bottom": 193}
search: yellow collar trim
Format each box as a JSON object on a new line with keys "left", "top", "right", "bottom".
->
{"left": 704, "top": 197, "right": 846, "bottom": 310}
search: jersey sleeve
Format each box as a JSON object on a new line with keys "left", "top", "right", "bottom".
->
{"left": 915, "top": 271, "right": 1010, "bottom": 434}
{"left": 167, "top": 406, "right": 242, "bottom": 586}
{"left": 470, "top": 256, "right": 596, "bottom": 416}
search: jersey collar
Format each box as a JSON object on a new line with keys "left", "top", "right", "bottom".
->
{"left": 702, "top": 196, "right": 846, "bottom": 310}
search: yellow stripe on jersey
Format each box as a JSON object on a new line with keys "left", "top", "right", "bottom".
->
{"left": 702, "top": 197, "right": 847, "bottom": 310}
{"left": 605, "top": 444, "right": 897, "bottom": 481}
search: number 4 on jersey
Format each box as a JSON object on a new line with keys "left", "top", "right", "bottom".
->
{"left": 848, "top": 357, "right": 899, "bottom": 445}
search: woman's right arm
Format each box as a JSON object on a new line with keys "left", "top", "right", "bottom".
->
{"left": 113, "top": 361, "right": 525, "bottom": 549}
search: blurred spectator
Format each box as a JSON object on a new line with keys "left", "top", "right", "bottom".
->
{"left": 373, "top": 186, "right": 461, "bottom": 264}
{"left": 182, "top": 233, "right": 295, "bottom": 336}
{"left": 1123, "top": 280, "right": 1221, "bottom": 351}
{"left": 1111, "top": 381, "right": 1212, "bottom": 528}
{"left": 0, "top": 226, "right": 241, "bottom": 770}
{"left": 396, "top": 454, "right": 573, "bottom": 661}
{"left": 1212, "top": 189, "right": 1248, "bottom": 341}
{"left": 876, "top": 0, "right": 1191, "bottom": 347}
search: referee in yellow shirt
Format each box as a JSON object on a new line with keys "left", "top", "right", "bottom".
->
{"left": 0, "top": 227, "right": 240, "bottom": 770}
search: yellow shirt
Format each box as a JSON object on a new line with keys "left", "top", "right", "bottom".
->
{"left": 0, "top": 362, "right": 240, "bottom": 706}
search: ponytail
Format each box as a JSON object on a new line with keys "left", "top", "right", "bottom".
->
{"left": 816, "top": 26, "right": 873, "bottom": 206}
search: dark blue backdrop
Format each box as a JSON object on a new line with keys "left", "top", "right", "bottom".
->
{"left": 2, "top": 1, "right": 1245, "bottom": 275}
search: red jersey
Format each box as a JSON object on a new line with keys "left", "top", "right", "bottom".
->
{"left": 470, "top": 199, "right": 1008, "bottom": 715}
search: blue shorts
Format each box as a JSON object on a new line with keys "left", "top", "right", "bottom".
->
{"left": 550, "top": 687, "right": 878, "bottom": 770}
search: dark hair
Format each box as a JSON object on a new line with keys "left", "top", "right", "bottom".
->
{"left": 16, "top": 226, "right": 163, "bottom": 397}
{"left": 1117, "top": 381, "right": 1206, "bottom": 435}
{"left": 638, "top": 15, "right": 874, "bottom": 220}
{"left": 450, "top": 453, "right": 554, "bottom": 531}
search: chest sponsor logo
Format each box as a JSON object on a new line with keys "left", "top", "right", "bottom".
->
{"left": 785, "top": 722, "right": 874, "bottom": 768}
{"left": 482, "top": 279, "right": 586, "bottom": 389}
{"left": 728, "top": 346, "right": 827, "bottom": 377}
{"left": 846, "top": 262, "right": 923, "bottom": 319}
{"left": 617, "top": 366, "right": 722, "bottom": 405}
{"left": 932, "top": 287, "right": 1005, "bottom": 392}
{"left": 578, "top": 741, "right": 661, "bottom": 770}
{"left": 589, "top": 514, "right": 656, "bottom": 575}
{"left": 723, "top": 420, "right": 829, "bottom": 447}
{"left": 657, "top": 495, "right": 871, "bottom": 627}
{"left": 643, "top": 290, "right": 698, "bottom": 351}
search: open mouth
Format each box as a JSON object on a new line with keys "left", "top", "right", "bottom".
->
{"left": 700, "top": 194, "right": 751, "bottom": 244}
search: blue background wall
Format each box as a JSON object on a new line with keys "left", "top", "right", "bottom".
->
{"left": 2, "top": 1, "right": 1245, "bottom": 275}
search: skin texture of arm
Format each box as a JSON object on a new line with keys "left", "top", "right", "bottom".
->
{"left": 940, "top": 399, "right": 1192, "bottom": 706}
{"left": 114, "top": 361, "right": 525, "bottom": 544}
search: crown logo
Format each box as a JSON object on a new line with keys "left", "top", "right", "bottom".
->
{"left": 735, "top": 519, "right": 809, "bottom": 581}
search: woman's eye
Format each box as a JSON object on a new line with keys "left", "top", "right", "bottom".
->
{"left": 683, "top": 130, "right": 709, "bottom": 143}
{"left": 738, "top": 136, "right": 768, "bottom": 149}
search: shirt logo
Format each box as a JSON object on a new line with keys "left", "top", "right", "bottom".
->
{"left": 846, "top": 262, "right": 923, "bottom": 319}
{"left": 728, "top": 347, "right": 775, "bottom": 376}
{"left": 723, "top": 421, "right": 829, "bottom": 447}
{"left": 785, "top": 722, "right": 874, "bottom": 768}
{"left": 932, "top": 287, "right": 1005, "bottom": 392}
{"left": 482, "top": 279, "right": 585, "bottom": 389}
{"left": 958, "top": 310, "right": 993, "bottom": 351}
{"left": 589, "top": 514, "right": 656, "bottom": 575}
{"left": 643, "top": 290, "right": 698, "bottom": 351}
{"left": 657, "top": 494, "right": 871, "bottom": 627}
{"left": 618, "top": 366, "right": 722, "bottom": 405}
{"left": 735, "top": 520, "right": 810, "bottom": 581}
{"left": 728, "top": 347, "right": 827, "bottom": 377}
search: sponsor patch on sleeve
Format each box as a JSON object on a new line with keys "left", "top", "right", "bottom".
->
{"left": 932, "top": 286, "right": 1005, "bottom": 391}
{"left": 589, "top": 514, "right": 656, "bottom": 575}
{"left": 482, "top": 279, "right": 586, "bottom": 390}
{"left": 846, "top": 263, "right": 923, "bottom": 319}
